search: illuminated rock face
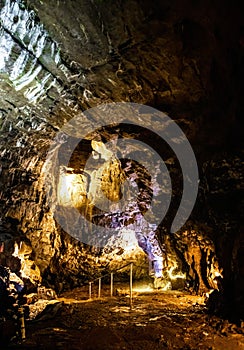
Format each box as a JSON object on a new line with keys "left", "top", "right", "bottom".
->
{"left": 47, "top": 135, "right": 166, "bottom": 279}
{"left": 0, "top": 0, "right": 64, "bottom": 103}
{"left": 0, "top": 0, "right": 243, "bottom": 319}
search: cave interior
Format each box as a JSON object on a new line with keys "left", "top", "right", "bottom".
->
{"left": 0, "top": 0, "right": 243, "bottom": 349}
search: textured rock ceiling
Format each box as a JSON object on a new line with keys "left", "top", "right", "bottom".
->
{"left": 0, "top": 0, "right": 243, "bottom": 320}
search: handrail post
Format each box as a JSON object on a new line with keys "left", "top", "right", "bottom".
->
{"left": 18, "top": 307, "right": 26, "bottom": 341}
{"left": 110, "top": 272, "right": 113, "bottom": 297}
{"left": 89, "top": 282, "right": 92, "bottom": 299}
{"left": 130, "top": 262, "right": 133, "bottom": 310}
{"left": 98, "top": 278, "right": 101, "bottom": 298}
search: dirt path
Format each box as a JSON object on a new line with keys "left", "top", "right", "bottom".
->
{"left": 7, "top": 284, "right": 244, "bottom": 350}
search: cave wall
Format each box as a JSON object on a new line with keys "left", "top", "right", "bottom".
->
{"left": 0, "top": 0, "right": 243, "bottom": 319}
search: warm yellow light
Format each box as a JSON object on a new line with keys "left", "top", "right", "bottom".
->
{"left": 57, "top": 170, "right": 86, "bottom": 207}
{"left": 12, "top": 242, "right": 41, "bottom": 284}
{"left": 205, "top": 289, "right": 214, "bottom": 298}
{"left": 105, "top": 228, "right": 143, "bottom": 253}
{"left": 167, "top": 258, "right": 186, "bottom": 280}
{"left": 133, "top": 285, "right": 154, "bottom": 293}
{"left": 13, "top": 242, "right": 41, "bottom": 282}
{"left": 12, "top": 243, "right": 24, "bottom": 275}
{"left": 161, "top": 281, "right": 172, "bottom": 291}
{"left": 13, "top": 242, "right": 19, "bottom": 257}
{"left": 213, "top": 271, "right": 223, "bottom": 278}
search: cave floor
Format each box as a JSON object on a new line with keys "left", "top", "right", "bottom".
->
{"left": 8, "top": 283, "right": 244, "bottom": 350}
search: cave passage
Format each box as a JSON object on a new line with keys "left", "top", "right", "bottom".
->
{"left": 0, "top": 0, "right": 243, "bottom": 348}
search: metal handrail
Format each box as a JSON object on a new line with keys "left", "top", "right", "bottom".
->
{"left": 87, "top": 261, "right": 135, "bottom": 309}
{"left": 90, "top": 261, "right": 132, "bottom": 283}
